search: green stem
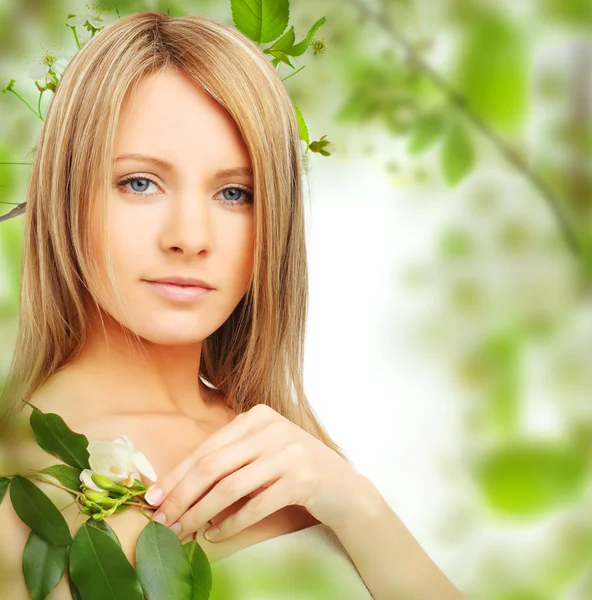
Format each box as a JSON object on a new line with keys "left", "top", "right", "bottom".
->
{"left": 348, "top": 0, "right": 582, "bottom": 259}
{"left": 60, "top": 498, "right": 79, "bottom": 512}
{"left": 25, "top": 472, "right": 82, "bottom": 498}
{"left": 70, "top": 25, "right": 81, "bottom": 50}
{"left": 37, "top": 90, "right": 43, "bottom": 119}
{"left": 6, "top": 89, "right": 43, "bottom": 121}
{"left": 282, "top": 65, "right": 306, "bottom": 82}
{"left": 0, "top": 162, "right": 33, "bottom": 165}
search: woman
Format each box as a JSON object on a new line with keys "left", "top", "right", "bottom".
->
{"left": 0, "top": 11, "right": 466, "bottom": 599}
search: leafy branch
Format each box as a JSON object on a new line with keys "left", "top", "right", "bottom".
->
{"left": 348, "top": 0, "right": 582, "bottom": 259}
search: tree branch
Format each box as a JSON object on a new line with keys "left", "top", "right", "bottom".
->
{"left": 348, "top": 0, "right": 582, "bottom": 258}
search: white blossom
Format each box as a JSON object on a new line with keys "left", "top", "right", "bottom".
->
{"left": 27, "top": 51, "right": 72, "bottom": 84}
{"left": 80, "top": 434, "right": 157, "bottom": 492}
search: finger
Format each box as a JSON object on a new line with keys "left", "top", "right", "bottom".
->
{"left": 145, "top": 404, "right": 273, "bottom": 506}
{"left": 173, "top": 457, "right": 281, "bottom": 539}
{"left": 203, "top": 476, "right": 295, "bottom": 543}
{"left": 152, "top": 435, "right": 262, "bottom": 528}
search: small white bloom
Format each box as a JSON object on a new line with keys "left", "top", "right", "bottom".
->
{"left": 28, "top": 51, "right": 72, "bottom": 84}
{"left": 68, "top": 7, "right": 116, "bottom": 31}
{"left": 80, "top": 435, "right": 157, "bottom": 492}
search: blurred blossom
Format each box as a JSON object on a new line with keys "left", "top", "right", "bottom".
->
{"left": 27, "top": 50, "right": 72, "bottom": 84}
{"left": 68, "top": 3, "right": 118, "bottom": 31}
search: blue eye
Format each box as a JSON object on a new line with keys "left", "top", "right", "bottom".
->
{"left": 115, "top": 176, "right": 254, "bottom": 207}
{"left": 115, "top": 176, "right": 159, "bottom": 196}
{"left": 219, "top": 186, "right": 254, "bottom": 206}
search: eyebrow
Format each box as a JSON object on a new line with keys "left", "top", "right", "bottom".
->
{"left": 114, "top": 153, "right": 253, "bottom": 178}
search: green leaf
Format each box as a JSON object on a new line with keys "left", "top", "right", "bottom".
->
{"left": 293, "top": 105, "right": 309, "bottom": 146}
{"left": 441, "top": 123, "right": 475, "bottom": 186}
{"left": 264, "top": 49, "right": 295, "bottom": 69}
{"left": 67, "top": 563, "right": 83, "bottom": 600}
{"left": 41, "top": 464, "right": 82, "bottom": 494}
{"left": 475, "top": 441, "right": 588, "bottom": 517}
{"left": 183, "top": 539, "right": 212, "bottom": 600}
{"left": 267, "top": 25, "right": 295, "bottom": 52}
{"left": 136, "top": 521, "right": 193, "bottom": 600}
{"left": 69, "top": 522, "right": 144, "bottom": 600}
{"left": 408, "top": 112, "right": 446, "bottom": 154}
{"left": 27, "top": 402, "right": 90, "bottom": 471}
{"left": 231, "top": 0, "right": 290, "bottom": 44}
{"left": 455, "top": 10, "right": 528, "bottom": 133}
{"left": 0, "top": 476, "right": 10, "bottom": 504}
{"left": 285, "top": 17, "right": 327, "bottom": 56}
{"left": 22, "top": 530, "right": 68, "bottom": 600}
{"left": 86, "top": 518, "right": 122, "bottom": 547}
{"left": 9, "top": 475, "right": 73, "bottom": 546}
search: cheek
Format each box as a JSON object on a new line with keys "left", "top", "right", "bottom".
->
{"left": 225, "top": 225, "right": 255, "bottom": 290}
{"left": 106, "top": 203, "right": 151, "bottom": 278}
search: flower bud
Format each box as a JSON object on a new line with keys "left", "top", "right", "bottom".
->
{"left": 129, "top": 478, "right": 147, "bottom": 492}
{"left": 91, "top": 473, "right": 130, "bottom": 496}
{"left": 85, "top": 490, "right": 120, "bottom": 508}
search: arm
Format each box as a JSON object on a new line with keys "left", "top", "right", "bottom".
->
{"left": 330, "top": 474, "right": 466, "bottom": 600}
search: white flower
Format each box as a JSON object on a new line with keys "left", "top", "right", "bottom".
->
{"left": 28, "top": 50, "right": 72, "bottom": 84}
{"left": 68, "top": 6, "right": 116, "bottom": 31}
{"left": 80, "top": 434, "right": 158, "bottom": 492}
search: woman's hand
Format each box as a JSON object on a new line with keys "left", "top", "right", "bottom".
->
{"left": 143, "top": 403, "right": 371, "bottom": 542}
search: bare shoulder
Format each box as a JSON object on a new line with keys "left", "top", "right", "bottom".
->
{"left": 0, "top": 385, "right": 194, "bottom": 599}
{"left": 0, "top": 390, "right": 87, "bottom": 599}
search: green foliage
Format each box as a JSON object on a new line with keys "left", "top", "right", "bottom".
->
{"left": 440, "top": 122, "right": 475, "bottom": 186}
{"left": 26, "top": 400, "right": 90, "bottom": 471}
{"left": 9, "top": 475, "right": 73, "bottom": 546}
{"left": 475, "top": 441, "right": 589, "bottom": 517}
{"left": 0, "top": 403, "right": 215, "bottom": 598}
{"left": 230, "top": 0, "right": 290, "bottom": 45}
{"left": 455, "top": 10, "right": 529, "bottom": 134}
{"left": 135, "top": 521, "right": 197, "bottom": 600}
{"left": 337, "top": 50, "right": 423, "bottom": 134}
{"left": 540, "top": 0, "right": 592, "bottom": 27}
{"left": 294, "top": 105, "right": 309, "bottom": 147}
{"left": 183, "top": 537, "right": 213, "bottom": 600}
{"left": 86, "top": 518, "right": 122, "bottom": 547}
{"left": 69, "top": 523, "right": 144, "bottom": 599}
{"left": 263, "top": 17, "right": 327, "bottom": 68}
{"left": 408, "top": 111, "right": 446, "bottom": 155}
{"left": 22, "top": 531, "right": 68, "bottom": 600}
{"left": 483, "top": 330, "right": 521, "bottom": 434}
{"left": 41, "top": 464, "right": 83, "bottom": 495}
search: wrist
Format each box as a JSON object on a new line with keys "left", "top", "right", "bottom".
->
{"left": 332, "top": 472, "right": 387, "bottom": 534}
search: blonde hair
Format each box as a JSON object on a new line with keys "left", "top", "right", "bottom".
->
{"left": 0, "top": 11, "right": 353, "bottom": 467}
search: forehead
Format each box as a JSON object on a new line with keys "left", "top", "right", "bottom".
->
{"left": 114, "top": 68, "right": 250, "bottom": 168}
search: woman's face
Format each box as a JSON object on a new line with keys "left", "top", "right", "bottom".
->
{"left": 91, "top": 67, "right": 255, "bottom": 344}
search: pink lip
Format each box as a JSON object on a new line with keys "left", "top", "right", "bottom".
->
{"left": 145, "top": 281, "right": 213, "bottom": 303}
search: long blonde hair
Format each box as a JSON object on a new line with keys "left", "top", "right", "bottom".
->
{"left": 0, "top": 11, "right": 353, "bottom": 467}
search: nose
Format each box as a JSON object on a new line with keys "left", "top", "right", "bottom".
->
{"left": 159, "top": 191, "right": 213, "bottom": 255}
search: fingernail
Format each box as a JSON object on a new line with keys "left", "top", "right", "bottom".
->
{"left": 153, "top": 511, "right": 167, "bottom": 525}
{"left": 170, "top": 522, "right": 182, "bottom": 535}
{"left": 145, "top": 487, "right": 164, "bottom": 505}
{"left": 204, "top": 526, "right": 219, "bottom": 541}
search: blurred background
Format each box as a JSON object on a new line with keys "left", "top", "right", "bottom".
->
{"left": 1, "top": 0, "right": 592, "bottom": 598}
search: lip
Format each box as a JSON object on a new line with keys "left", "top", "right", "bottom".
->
{"left": 146, "top": 276, "right": 214, "bottom": 289}
{"left": 145, "top": 281, "right": 214, "bottom": 303}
